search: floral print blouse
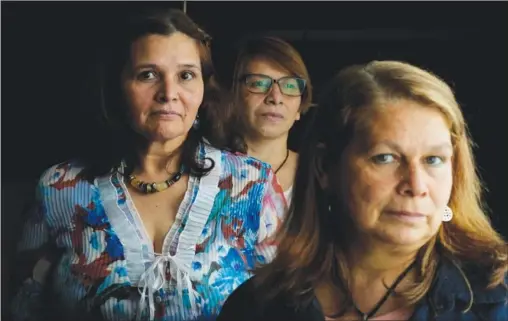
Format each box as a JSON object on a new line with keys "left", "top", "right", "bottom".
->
{"left": 11, "top": 143, "right": 287, "bottom": 321}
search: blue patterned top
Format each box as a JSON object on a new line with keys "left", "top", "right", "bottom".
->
{"left": 12, "top": 143, "right": 287, "bottom": 321}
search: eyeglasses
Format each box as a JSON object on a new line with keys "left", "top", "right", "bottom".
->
{"left": 240, "top": 73, "right": 306, "bottom": 97}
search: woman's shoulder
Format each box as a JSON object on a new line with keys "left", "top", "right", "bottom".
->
{"left": 433, "top": 257, "right": 507, "bottom": 313}
{"left": 460, "top": 257, "right": 507, "bottom": 290}
{"left": 464, "top": 266, "right": 507, "bottom": 301}
{"left": 217, "top": 148, "right": 273, "bottom": 178}
{"left": 224, "top": 149, "right": 272, "bottom": 169}
{"left": 218, "top": 276, "right": 276, "bottom": 321}
{"left": 218, "top": 275, "right": 322, "bottom": 321}
{"left": 37, "top": 159, "right": 90, "bottom": 190}
{"left": 217, "top": 276, "right": 259, "bottom": 321}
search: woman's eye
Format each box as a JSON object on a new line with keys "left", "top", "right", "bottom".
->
{"left": 371, "top": 154, "right": 396, "bottom": 164}
{"left": 425, "top": 156, "right": 445, "bottom": 166}
{"left": 137, "top": 71, "right": 157, "bottom": 81}
{"left": 180, "top": 71, "right": 195, "bottom": 81}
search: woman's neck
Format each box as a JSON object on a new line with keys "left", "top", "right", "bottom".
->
{"left": 245, "top": 135, "right": 289, "bottom": 170}
{"left": 347, "top": 240, "right": 419, "bottom": 283}
{"left": 135, "top": 139, "right": 184, "bottom": 181}
{"left": 317, "top": 240, "right": 420, "bottom": 319}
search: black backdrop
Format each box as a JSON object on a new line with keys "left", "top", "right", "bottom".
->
{"left": 2, "top": 2, "right": 507, "bottom": 311}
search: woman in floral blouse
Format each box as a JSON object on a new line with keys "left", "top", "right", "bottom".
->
{"left": 11, "top": 8, "right": 286, "bottom": 321}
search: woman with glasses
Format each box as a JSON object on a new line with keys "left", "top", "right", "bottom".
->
{"left": 231, "top": 36, "right": 313, "bottom": 205}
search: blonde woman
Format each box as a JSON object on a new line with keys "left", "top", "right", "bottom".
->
{"left": 218, "top": 61, "right": 507, "bottom": 321}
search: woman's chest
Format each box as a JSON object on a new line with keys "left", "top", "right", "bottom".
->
{"left": 50, "top": 190, "right": 260, "bottom": 282}
{"left": 126, "top": 179, "right": 188, "bottom": 254}
{"left": 49, "top": 215, "right": 257, "bottom": 321}
{"left": 47, "top": 182, "right": 261, "bottom": 319}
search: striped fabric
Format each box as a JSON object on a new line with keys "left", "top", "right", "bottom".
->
{"left": 11, "top": 142, "right": 287, "bottom": 321}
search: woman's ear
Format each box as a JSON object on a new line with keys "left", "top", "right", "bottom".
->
{"left": 315, "top": 143, "right": 329, "bottom": 190}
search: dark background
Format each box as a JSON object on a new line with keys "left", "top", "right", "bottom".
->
{"left": 2, "top": 1, "right": 507, "bottom": 317}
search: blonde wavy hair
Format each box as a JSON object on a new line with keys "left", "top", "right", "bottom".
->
{"left": 256, "top": 60, "right": 507, "bottom": 309}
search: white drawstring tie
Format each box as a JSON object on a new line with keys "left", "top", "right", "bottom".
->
{"left": 136, "top": 253, "right": 198, "bottom": 321}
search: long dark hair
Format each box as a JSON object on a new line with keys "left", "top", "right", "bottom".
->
{"left": 80, "top": 7, "right": 240, "bottom": 181}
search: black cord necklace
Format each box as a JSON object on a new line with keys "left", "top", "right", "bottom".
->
{"left": 274, "top": 149, "right": 290, "bottom": 174}
{"left": 328, "top": 261, "right": 416, "bottom": 321}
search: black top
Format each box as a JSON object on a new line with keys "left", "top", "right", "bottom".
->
{"left": 217, "top": 258, "right": 508, "bottom": 321}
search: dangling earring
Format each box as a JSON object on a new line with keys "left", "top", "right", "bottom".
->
{"left": 443, "top": 206, "right": 453, "bottom": 222}
{"left": 193, "top": 116, "right": 200, "bottom": 130}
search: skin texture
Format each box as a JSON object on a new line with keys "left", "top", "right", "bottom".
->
{"left": 122, "top": 32, "right": 204, "bottom": 146}
{"left": 338, "top": 99, "right": 453, "bottom": 250}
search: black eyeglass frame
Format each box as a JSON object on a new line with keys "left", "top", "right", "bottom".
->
{"left": 239, "top": 73, "right": 307, "bottom": 97}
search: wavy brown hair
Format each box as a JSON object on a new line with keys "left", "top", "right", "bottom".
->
{"left": 256, "top": 60, "right": 507, "bottom": 308}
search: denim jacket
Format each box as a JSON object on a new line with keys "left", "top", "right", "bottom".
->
{"left": 218, "top": 258, "right": 507, "bottom": 321}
